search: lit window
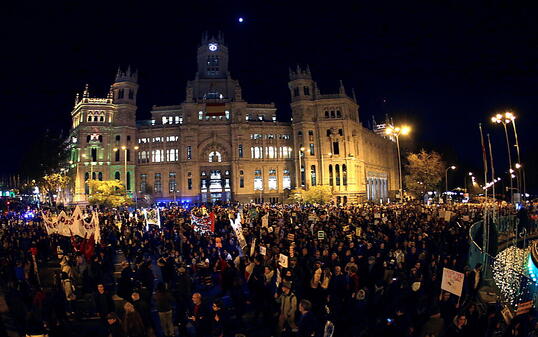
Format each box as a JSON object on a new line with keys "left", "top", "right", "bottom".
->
{"left": 225, "top": 110, "right": 230, "bottom": 120}
{"left": 162, "top": 116, "right": 168, "bottom": 125}
{"left": 238, "top": 144, "right": 243, "bottom": 158}
{"left": 309, "top": 143, "right": 315, "bottom": 156}
{"left": 169, "top": 172, "right": 176, "bottom": 193}
{"left": 199, "top": 111, "right": 203, "bottom": 120}
{"left": 311, "top": 165, "right": 317, "bottom": 186}
{"left": 268, "top": 169, "right": 277, "bottom": 190}
{"left": 254, "top": 169, "right": 263, "bottom": 190}
{"left": 154, "top": 173, "right": 162, "bottom": 192}
{"left": 283, "top": 169, "right": 291, "bottom": 189}
{"left": 208, "top": 151, "right": 222, "bottom": 162}
{"left": 167, "top": 149, "right": 178, "bottom": 161}
{"left": 187, "top": 146, "right": 192, "bottom": 160}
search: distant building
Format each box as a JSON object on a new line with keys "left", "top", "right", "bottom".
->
{"left": 67, "top": 33, "right": 398, "bottom": 204}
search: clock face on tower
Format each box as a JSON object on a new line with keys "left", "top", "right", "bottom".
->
{"left": 208, "top": 43, "right": 218, "bottom": 51}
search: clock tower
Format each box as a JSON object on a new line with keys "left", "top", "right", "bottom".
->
{"left": 187, "top": 32, "right": 241, "bottom": 103}
{"left": 196, "top": 31, "right": 229, "bottom": 79}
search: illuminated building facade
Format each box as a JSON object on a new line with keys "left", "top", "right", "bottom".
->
{"left": 67, "top": 34, "right": 398, "bottom": 204}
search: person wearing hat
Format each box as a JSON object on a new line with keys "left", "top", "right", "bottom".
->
{"left": 275, "top": 281, "right": 298, "bottom": 336}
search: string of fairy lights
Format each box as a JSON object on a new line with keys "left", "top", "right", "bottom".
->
{"left": 492, "top": 241, "right": 538, "bottom": 309}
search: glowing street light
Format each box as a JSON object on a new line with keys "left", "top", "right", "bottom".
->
{"left": 491, "top": 111, "right": 518, "bottom": 202}
{"left": 445, "top": 165, "right": 456, "bottom": 202}
{"left": 385, "top": 124, "right": 412, "bottom": 202}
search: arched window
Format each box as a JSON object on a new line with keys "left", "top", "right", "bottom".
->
{"left": 326, "top": 129, "right": 331, "bottom": 137}
{"left": 91, "top": 148, "right": 97, "bottom": 162}
{"left": 325, "top": 111, "right": 329, "bottom": 118}
{"left": 85, "top": 172, "right": 89, "bottom": 181}
{"left": 336, "top": 110, "right": 342, "bottom": 118}
{"left": 330, "top": 110, "right": 335, "bottom": 118}
{"left": 86, "top": 135, "right": 91, "bottom": 143}
{"left": 100, "top": 116, "right": 105, "bottom": 122}
{"left": 98, "top": 172, "right": 103, "bottom": 181}
{"left": 208, "top": 151, "right": 222, "bottom": 162}
{"left": 329, "top": 165, "right": 333, "bottom": 186}
{"left": 98, "top": 135, "right": 103, "bottom": 142}
{"left": 92, "top": 172, "right": 96, "bottom": 180}
{"left": 335, "top": 164, "right": 341, "bottom": 186}
{"left": 310, "top": 165, "right": 316, "bottom": 186}
{"left": 342, "top": 164, "right": 347, "bottom": 186}
{"left": 115, "top": 171, "right": 120, "bottom": 180}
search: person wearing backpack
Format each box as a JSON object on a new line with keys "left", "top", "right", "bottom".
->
{"left": 275, "top": 281, "right": 298, "bottom": 336}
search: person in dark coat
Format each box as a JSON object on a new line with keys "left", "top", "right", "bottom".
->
{"left": 297, "top": 299, "right": 318, "bottom": 337}
{"left": 94, "top": 283, "right": 115, "bottom": 319}
{"left": 107, "top": 312, "right": 125, "bottom": 337}
{"left": 122, "top": 302, "right": 146, "bottom": 337}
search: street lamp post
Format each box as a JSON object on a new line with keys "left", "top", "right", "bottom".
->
{"left": 299, "top": 146, "right": 306, "bottom": 189}
{"left": 385, "top": 125, "right": 411, "bottom": 203}
{"left": 114, "top": 145, "right": 139, "bottom": 194}
{"left": 491, "top": 113, "right": 515, "bottom": 203}
{"left": 445, "top": 165, "right": 456, "bottom": 202}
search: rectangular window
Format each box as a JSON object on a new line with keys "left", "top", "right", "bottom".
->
{"left": 167, "top": 149, "right": 178, "bottom": 161}
{"left": 333, "top": 141, "right": 340, "bottom": 155}
{"left": 267, "top": 146, "right": 276, "bottom": 159}
{"left": 308, "top": 130, "right": 314, "bottom": 141}
{"left": 239, "top": 177, "right": 244, "bottom": 188}
{"left": 309, "top": 143, "right": 315, "bottom": 156}
{"left": 187, "top": 146, "right": 192, "bottom": 160}
{"left": 162, "top": 116, "right": 168, "bottom": 125}
{"left": 154, "top": 173, "right": 162, "bottom": 193}
{"left": 268, "top": 169, "right": 277, "bottom": 190}
{"left": 283, "top": 169, "right": 291, "bottom": 189}
{"left": 254, "top": 169, "right": 263, "bottom": 190}
{"left": 238, "top": 144, "right": 243, "bottom": 158}
{"left": 152, "top": 149, "right": 164, "bottom": 162}
{"left": 169, "top": 172, "right": 176, "bottom": 193}
{"left": 187, "top": 178, "right": 192, "bottom": 190}
{"left": 140, "top": 174, "right": 147, "bottom": 192}
{"left": 115, "top": 149, "right": 120, "bottom": 162}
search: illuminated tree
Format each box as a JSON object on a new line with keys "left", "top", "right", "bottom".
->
{"left": 291, "top": 185, "right": 333, "bottom": 204}
{"left": 88, "top": 180, "right": 133, "bottom": 208}
{"left": 404, "top": 149, "right": 445, "bottom": 198}
{"left": 40, "top": 173, "right": 70, "bottom": 206}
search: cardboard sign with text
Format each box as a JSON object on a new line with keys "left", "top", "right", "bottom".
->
{"left": 279, "top": 254, "right": 288, "bottom": 268}
{"left": 441, "top": 267, "right": 464, "bottom": 297}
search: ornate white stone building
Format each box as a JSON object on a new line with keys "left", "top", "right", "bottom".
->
{"left": 67, "top": 34, "right": 399, "bottom": 204}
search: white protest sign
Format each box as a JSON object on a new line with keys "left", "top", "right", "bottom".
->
{"left": 441, "top": 267, "right": 464, "bottom": 297}
{"left": 260, "top": 246, "right": 266, "bottom": 256}
{"left": 279, "top": 254, "right": 288, "bottom": 268}
{"left": 261, "top": 214, "right": 269, "bottom": 228}
{"left": 317, "top": 230, "right": 325, "bottom": 240}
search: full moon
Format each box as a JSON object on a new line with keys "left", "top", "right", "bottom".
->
{"left": 238, "top": 17, "right": 244, "bottom": 23}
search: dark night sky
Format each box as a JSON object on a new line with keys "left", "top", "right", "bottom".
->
{"left": 2, "top": 1, "right": 537, "bottom": 192}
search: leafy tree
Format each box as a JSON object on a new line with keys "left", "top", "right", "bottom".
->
{"left": 291, "top": 185, "right": 333, "bottom": 204}
{"left": 88, "top": 179, "right": 133, "bottom": 208}
{"left": 21, "top": 130, "right": 69, "bottom": 180}
{"left": 404, "top": 149, "right": 445, "bottom": 198}
{"left": 39, "top": 173, "right": 70, "bottom": 206}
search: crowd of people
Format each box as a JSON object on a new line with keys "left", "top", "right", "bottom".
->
{"left": 0, "top": 201, "right": 536, "bottom": 337}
